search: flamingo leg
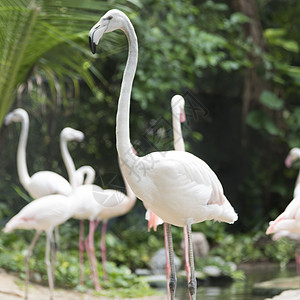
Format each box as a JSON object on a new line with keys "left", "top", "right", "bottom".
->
{"left": 54, "top": 226, "right": 60, "bottom": 249}
{"left": 85, "top": 220, "right": 101, "bottom": 291}
{"left": 187, "top": 223, "right": 197, "bottom": 300}
{"left": 166, "top": 223, "right": 177, "bottom": 300}
{"left": 100, "top": 221, "right": 108, "bottom": 281}
{"left": 79, "top": 220, "right": 85, "bottom": 286}
{"left": 183, "top": 226, "right": 192, "bottom": 300}
{"left": 24, "top": 230, "right": 41, "bottom": 300}
{"left": 295, "top": 251, "right": 300, "bottom": 285}
{"left": 45, "top": 230, "right": 54, "bottom": 300}
{"left": 163, "top": 223, "right": 171, "bottom": 299}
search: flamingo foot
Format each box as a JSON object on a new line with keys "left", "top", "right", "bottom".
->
{"left": 188, "top": 278, "right": 197, "bottom": 300}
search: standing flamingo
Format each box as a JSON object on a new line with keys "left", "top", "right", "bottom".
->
{"left": 89, "top": 9, "right": 238, "bottom": 299}
{"left": 3, "top": 194, "right": 75, "bottom": 300}
{"left": 146, "top": 95, "right": 192, "bottom": 298}
{"left": 4, "top": 108, "right": 72, "bottom": 198}
{"left": 285, "top": 147, "right": 300, "bottom": 198}
{"left": 68, "top": 166, "right": 136, "bottom": 289}
{"left": 59, "top": 125, "right": 137, "bottom": 290}
{"left": 60, "top": 126, "right": 99, "bottom": 286}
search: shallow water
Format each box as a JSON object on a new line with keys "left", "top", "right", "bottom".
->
{"left": 158, "top": 263, "right": 297, "bottom": 300}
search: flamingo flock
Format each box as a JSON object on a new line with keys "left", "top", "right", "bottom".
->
{"left": 1, "top": 8, "right": 271, "bottom": 300}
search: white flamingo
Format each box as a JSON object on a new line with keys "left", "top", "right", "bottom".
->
{"left": 4, "top": 108, "right": 72, "bottom": 198}
{"left": 69, "top": 165, "right": 136, "bottom": 289}
{"left": 3, "top": 194, "right": 75, "bottom": 300}
{"left": 145, "top": 95, "right": 192, "bottom": 298}
{"left": 60, "top": 126, "right": 137, "bottom": 289}
{"left": 285, "top": 147, "right": 300, "bottom": 198}
{"left": 60, "top": 126, "right": 99, "bottom": 287}
{"left": 89, "top": 9, "right": 238, "bottom": 299}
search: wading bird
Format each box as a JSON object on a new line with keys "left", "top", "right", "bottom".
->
{"left": 60, "top": 127, "right": 99, "bottom": 287}
{"left": 89, "top": 9, "right": 238, "bottom": 300}
{"left": 70, "top": 164, "right": 136, "bottom": 289}
{"left": 146, "top": 95, "right": 192, "bottom": 298}
{"left": 3, "top": 194, "right": 74, "bottom": 300}
{"left": 4, "top": 108, "right": 72, "bottom": 198}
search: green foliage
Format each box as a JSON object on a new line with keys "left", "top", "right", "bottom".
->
{"left": 0, "top": 228, "right": 157, "bottom": 297}
{"left": 0, "top": 0, "right": 132, "bottom": 125}
{"left": 259, "top": 91, "right": 284, "bottom": 111}
{"left": 264, "top": 237, "right": 296, "bottom": 270}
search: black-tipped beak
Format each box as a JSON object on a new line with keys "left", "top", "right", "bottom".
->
{"left": 89, "top": 36, "right": 96, "bottom": 54}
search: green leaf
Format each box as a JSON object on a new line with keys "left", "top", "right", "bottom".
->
{"left": 259, "top": 90, "right": 283, "bottom": 110}
{"left": 246, "top": 110, "right": 283, "bottom": 136}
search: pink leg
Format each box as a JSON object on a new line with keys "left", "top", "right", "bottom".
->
{"left": 85, "top": 220, "right": 101, "bottom": 291}
{"left": 24, "top": 231, "right": 41, "bottom": 300}
{"left": 79, "top": 220, "right": 85, "bottom": 286}
{"left": 183, "top": 226, "right": 192, "bottom": 299}
{"left": 164, "top": 223, "right": 171, "bottom": 299}
{"left": 100, "top": 222, "right": 108, "bottom": 281}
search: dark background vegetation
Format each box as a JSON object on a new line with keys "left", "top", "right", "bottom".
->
{"left": 1, "top": 0, "right": 300, "bottom": 292}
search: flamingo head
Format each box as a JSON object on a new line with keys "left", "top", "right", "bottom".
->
{"left": 89, "top": 9, "right": 129, "bottom": 54}
{"left": 285, "top": 147, "right": 300, "bottom": 168}
{"left": 60, "top": 127, "right": 84, "bottom": 142}
{"left": 171, "top": 95, "right": 186, "bottom": 123}
{"left": 4, "top": 108, "right": 28, "bottom": 125}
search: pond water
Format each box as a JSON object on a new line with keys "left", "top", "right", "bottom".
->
{"left": 156, "top": 263, "right": 297, "bottom": 300}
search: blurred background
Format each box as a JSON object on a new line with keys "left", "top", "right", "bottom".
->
{"left": 0, "top": 0, "right": 300, "bottom": 297}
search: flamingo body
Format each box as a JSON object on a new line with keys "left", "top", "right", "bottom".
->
{"left": 5, "top": 108, "right": 72, "bottom": 199}
{"left": 266, "top": 196, "right": 300, "bottom": 235}
{"left": 122, "top": 150, "right": 237, "bottom": 227}
{"left": 3, "top": 194, "right": 73, "bottom": 233}
{"left": 71, "top": 184, "right": 102, "bottom": 220}
{"left": 26, "top": 171, "right": 72, "bottom": 198}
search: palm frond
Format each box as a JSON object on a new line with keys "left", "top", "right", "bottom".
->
{"left": 0, "top": 0, "right": 134, "bottom": 126}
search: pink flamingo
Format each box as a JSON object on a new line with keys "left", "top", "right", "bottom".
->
{"left": 285, "top": 147, "right": 300, "bottom": 198}
{"left": 3, "top": 194, "right": 75, "bottom": 300}
{"left": 4, "top": 108, "right": 72, "bottom": 198}
{"left": 89, "top": 9, "right": 238, "bottom": 300}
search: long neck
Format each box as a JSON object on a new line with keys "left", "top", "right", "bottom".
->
{"left": 17, "top": 115, "right": 31, "bottom": 188}
{"left": 116, "top": 21, "right": 138, "bottom": 160}
{"left": 296, "top": 169, "right": 300, "bottom": 187}
{"left": 118, "top": 156, "right": 136, "bottom": 206}
{"left": 77, "top": 165, "right": 95, "bottom": 185}
{"left": 60, "top": 138, "right": 76, "bottom": 188}
{"left": 172, "top": 111, "right": 185, "bottom": 152}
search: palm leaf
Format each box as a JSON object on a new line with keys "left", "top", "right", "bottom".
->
{"left": 0, "top": 0, "right": 133, "bottom": 125}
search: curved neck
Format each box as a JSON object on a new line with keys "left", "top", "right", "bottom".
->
{"left": 17, "top": 115, "right": 31, "bottom": 188}
{"left": 116, "top": 21, "right": 138, "bottom": 160}
{"left": 60, "top": 137, "right": 76, "bottom": 188}
{"left": 172, "top": 111, "right": 185, "bottom": 151}
{"left": 77, "top": 165, "right": 95, "bottom": 185}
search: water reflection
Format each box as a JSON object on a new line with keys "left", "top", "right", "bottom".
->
{"left": 157, "top": 263, "right": 297, "bottom": 300}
